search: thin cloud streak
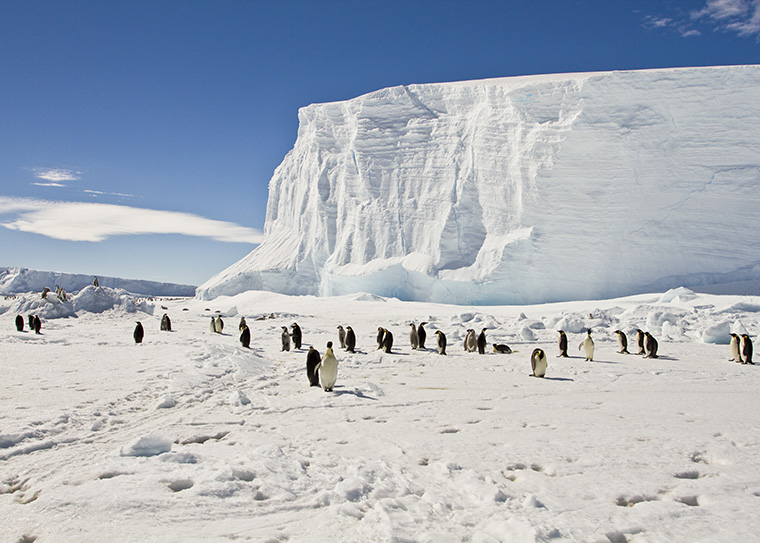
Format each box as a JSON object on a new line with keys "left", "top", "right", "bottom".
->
{"left": 0, "top": 197, "right": 263, "bottom": 244}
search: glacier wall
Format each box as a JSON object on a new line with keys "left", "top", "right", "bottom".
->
{"left": 199, "top": 66, "right": 760, "bottom": 304}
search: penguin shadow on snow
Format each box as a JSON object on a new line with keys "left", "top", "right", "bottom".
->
{"left": 322, "top": 385, "right": 378, "bottom": 401}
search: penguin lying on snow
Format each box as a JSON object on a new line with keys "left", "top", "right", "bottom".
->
{"left": 493, "top": 344, "right": 512, "bottom": 354}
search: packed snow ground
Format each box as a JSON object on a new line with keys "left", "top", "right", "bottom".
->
{"left": 2, "top": 287, "right": 760, "bottom": 542}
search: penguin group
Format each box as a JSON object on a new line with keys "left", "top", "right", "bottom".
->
{"left": 14, "top": 314, "right": 41, "bottom": 334}
{"left": 729, "top": 333, "right": 754, "bottom": 365}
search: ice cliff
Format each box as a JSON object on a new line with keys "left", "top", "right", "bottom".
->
{"left": 199, "top": 66, "right": 760, "bottom": 305}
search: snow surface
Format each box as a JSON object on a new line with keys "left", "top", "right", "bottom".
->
{"left": 3, "top": 287, "right": 760, "bottom": 542}
{"left": 198, "top": 65, "right": 760, "bottom": 305}
{"left": 0, "top": 267, "right": 196, "bottom": 297}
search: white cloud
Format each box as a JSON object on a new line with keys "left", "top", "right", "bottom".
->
{"left": 0, "top": 196, "right": 263, "bottom": 244}
{"left": 646, "top": 0, "right": 760, "bottom": 38}
{"left": 32, "top": 168, "right": 82, "bottom": 183}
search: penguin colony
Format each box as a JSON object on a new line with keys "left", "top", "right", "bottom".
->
{"left": 13, "top": 309, "right": 755, "bottom": 390}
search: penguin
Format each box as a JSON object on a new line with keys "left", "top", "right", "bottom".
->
{"left": 557, "top": 330, "right": 568, "bottom": 357}
{"left": 409, "top": 323, "right": 419, "bottom": 350}
{"left": 15, "top": 315, "right": 24, "bottom": 332}
{"left": 382, "top": 328, "right": 394, "bottom": 353}
{"left": 28, "top": 315, "right": 34, "bottom": 329}
{"left": 635, "top": 329, "right": 646, "bottom": 355}
{"left": 291, "top": 322, "right": 302, "bottom": 350}
{"left": 240, "top": 325, "right": 251, "bottom": 348}
{"left": 477, "top": 328, "right": 487, "bottom": 354}
{"left": 643, "top": 332, "right": 659, "bottom": 359}
{"left": 133, "top": 322, "right": 144, "bottom": 344}
{"left": 531, "top": 348, "right": 547, "bottom": 378}
{"left": 493, "top": 344, "right": 512, "bottom": 354}
{"left": 435, "top": 330, "right": 447, "bottom": 355}
{"left": 615, "top": 330, "right": 629, "bottom": 354}
{"left": 239, "top": 316, "right": 247, "bottom": 331}
{"left": 741, "top": 334, "right": 754, "bottom": 365}
{"left": 160, "top": 313, "right": 172, "bottom": 332}
{"left": 418, "top": 322, "right": 428, "bottom": 350}
{"left": 337, "top": 325, "right": 347, "bottom": 349}
{"left": 579, "top": 329, "right": 594, "bottom": 361}
{"left": 281, "top": 326, "right": 291, "bottom": 351}
{"left": 729, "top": 333, "right": 741, "bottom": 362}
{"left": 32, "top": 315, "right": 41, "bottom": 334}
{"left": 464, "top": 329, "right": 477, "bottom": 352}
{"left": 345, "top": 326, "right": 356, "bottom": 353}
{"left": 377, "top": 327, "right": 386, "bottom": 350}
{"left": 215, "top": 315, "right": 224, "bottom": 334}
{"left": 315, "top": 341, "right": 338, "bottom": 392}
{"left": 93, "top": 276, "right": 99, "bottom": 287}
{"left": 210, "top": 317, "right": 216, "bottom": 333}
{"left": 306, "top": 346, "right": 321, "bottom": 387}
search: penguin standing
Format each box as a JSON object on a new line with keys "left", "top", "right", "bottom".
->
{"left": 382, "top": 328, "right": 394, "bottom": 353}
{"left": 337, "top": 325, "right": 347, "bottom": 349}
{"left": 32, "top": 315, "right": 41, "bottom": 334}
{"left": 436, "top": 330, "right": 447, "bottom": 355}
{"left": 464, "top": 329, "right": 477, "bottom": 352}
{"left": 133, "top": 322, "right": 144, "bottom": 344}
{"left": 741, "top": 334, "right": 754, "bottom": 365}
{"left": 240, "top": 325, "right": 251, "bottom": 348}
{"left": 409, "top": 323, "right": 419, "bottom": 350}
{"left": 15, "top": 315, "right": 24, "bottom": 332}
{"left": 239, "top": 317, "right": 247, "bottom": 331}
{"left": 418, "top": 322, "right": 428, "bottom": 350}
{"left": 635, "top": 329, "right": 646, "bottom": 355}
{"left": 531, "top": 348, "right": 547, "bottom": 378}
{"left": 291, "top": 323, "right": 302, "bottom": 350}
{"left": 579, "top": 329, "right": 594, "bottom": 361}
{"left": 215, "top": 316, "right": 224, "bottom": 334}
{"left": 306, "top": 346, "right": 321, "bottom": 387}
{"left": 643, "top": 332, "right": 659, "bottom": 358}
{"left": 160, "top": 313, "right": 172, "bottom": 332}
{"left": 281, "top": 326, "right": 291, "bottom": 351}
{"left": 28, "top": 315, "right": 34, "bottom": 329}
{"left": 477, "top": 328, "right": 487, "bottom": 354}
{"left": 615, "top": 330, "right": 629, "bottom": 354}
{"left": 557, "top": 330, "right": 568, "bottom": 357}
{"left": 729, "top": 333, "right": 741, "bottom": 362}
{"left": 493, "top": 344, "right": 512, "bottom": 354}
{"left": 315, "top": 342, "right": 338, "bottom": 392}
{"left": 345, "top": 326, "right": 356, "bottom": 353}
{"left": 210, "top": 317, "right": 216, "bottom": 333}
{"left": 377, "top": 327, "right": 386, "bottom": 350}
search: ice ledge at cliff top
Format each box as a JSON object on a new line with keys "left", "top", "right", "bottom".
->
{"left": 199, "top": 66, "right": 760, "bottom": 305}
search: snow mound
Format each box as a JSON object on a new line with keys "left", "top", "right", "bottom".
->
{"left": 120, "top": 432, "right": 173, "bottom": 457}
{"left": 199, "top": 65, "right": 760, "bottom": 305}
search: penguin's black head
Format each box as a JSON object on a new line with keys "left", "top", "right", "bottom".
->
{"left": 327, "top": 341, "right": 333, "bottom": 348}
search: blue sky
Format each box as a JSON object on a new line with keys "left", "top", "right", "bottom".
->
{"left": 1, "top": 0, "right": 759, "bottom": 286}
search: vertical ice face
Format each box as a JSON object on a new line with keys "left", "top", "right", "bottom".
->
{"left": 198, "top": 66, "right": 760, "bottom": 304}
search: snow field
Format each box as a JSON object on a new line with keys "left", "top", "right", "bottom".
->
{"left": 2, "top": 287, "right": 760, "bottom": 542}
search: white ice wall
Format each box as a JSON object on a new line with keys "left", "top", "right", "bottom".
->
{"left": 198, "top": 66, "right": 760, "bottom": 304}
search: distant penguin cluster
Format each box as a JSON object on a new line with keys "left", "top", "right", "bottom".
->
{"left": 14, "top": 314, "right": 41, "bottom": 334}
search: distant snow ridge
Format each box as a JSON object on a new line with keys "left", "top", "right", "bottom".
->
{"left": 198, "top": 66, "right": 760, "bottom": 305}
{"left": 0, "top": 267, "right": 195, "bottom": 297}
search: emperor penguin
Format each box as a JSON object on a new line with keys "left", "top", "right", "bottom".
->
{"left": 291, "top": 322, "right": 302, "bottom": 350}
{"left": 133, "top": 322, "right": 144, "bottom": 344}
{"left": 635, "top": 329, "right": 646, "bottom": 355}
{"left": 281, "top": 326, "right": 291, "bottom": 351}
{"left": 210, "top": 317, "right": 216, "bottom": 333}
{"left": 557, "top": 330, "right": 568, "bottom": 357}
{"left": 464, "top": 329, "right": 477, "bottom": 352}
{"left": 409, "top": 323, "right": 419, "bottom": 350}
{"left": 531, "top": 348, "right": 547, "bottom": 378}
{"left": 729, "top": 333, "right": 741, "bottom": 362}
{"left": 382, "top": 328, "right": 394, "bottom": 353}
{"left": 435, "top": 330, "right": 447, "bottom": 355}
{"left": 215, "top": 315, "right": 224, "bottom": 334}
{"left": 493, "top": 344, "right": 512, "bottom": 354}
{"left": 240, "top": 325, "right": 251, "bottom": 348}
{"left": 93, "top": 276, "right": 99, "bottom": 287}
{"left": 160, "top": 313, "right": 172, "bottom": 332}
{"left": 477, "top": 328, "right": 488, "bottom": 354}
{"left": 15, "top": 315, "right": 24, "bottom": 332}
{"left": 377, "top": 327, "right": 387, "bottom": 350}
{"left": 28, "top": 314, "right": 34, "bottom": 329}
{"left": 337, "top": 325, "right": 347, "bottom": 349}
{"left": 643, "top": 332, "right": 658, "bottom": 358}
{"left": 306, "top": 346, "right": 321, "bottom": 386}
{"left": 579, "top": 329, "right": 594, "bottom": 361}
{"left": 615, "top": 330, "right": 629, "bottom": 354}
{"left": 239, "top": 316, "right": 247, "bottom": 331}
{"left": 417, "top": 322, "right": 428, "bottom": 349}
{"left": 741, "top": 334, "right": 754, "bottom": 365}
{"left": 315, "top": 341, "right": 338, "bottom": 392}
{"left": 345, "top": 326, "right": 356, "bottom": 353}
{"left": 32, "top": 315, "right": 41, "bottom": 334}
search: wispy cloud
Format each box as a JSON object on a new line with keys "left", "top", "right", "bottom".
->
{"left": 644, "top": 0, "right": 760, "bottom": 38}
{"left": 32, "top": 168, "right": 82, "bottom": 184}
{"left": 0, "top": 196, "right": 263, "bottom": 244}
{"left": 84, "top": 189, "right": 137, "bottom": 199}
